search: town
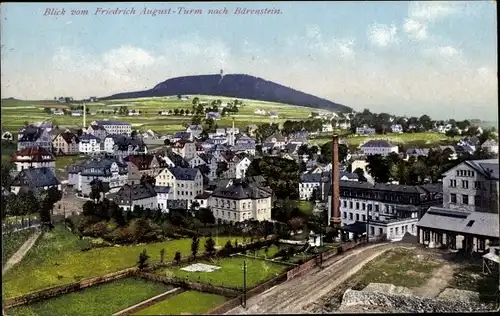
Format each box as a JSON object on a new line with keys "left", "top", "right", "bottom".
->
{"left": 1, "top": 93, "right": 499, "bottom": 315}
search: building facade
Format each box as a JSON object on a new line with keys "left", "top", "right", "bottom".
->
{"left": 89, "top": 120, "right": 132, "bottom": 136}
{"left": 155, "top": 167, "right": 203, "bottom": 206}
{"left": 11, "top": 146, "right": 56, "bottom": 172}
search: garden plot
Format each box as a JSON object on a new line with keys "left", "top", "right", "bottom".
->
{"left": 181, "top": 263, "right": 221, "bottom": 273}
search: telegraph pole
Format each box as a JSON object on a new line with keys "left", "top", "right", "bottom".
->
{"left": 242, "top": 260, "right": 247, "bottom": 308}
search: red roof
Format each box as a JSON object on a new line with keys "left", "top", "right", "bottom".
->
{"left": 12, "top": 146, "right": 55, "bottom": 162}
{"left": 172, "top": 139, "right": 193, "bottom": 148}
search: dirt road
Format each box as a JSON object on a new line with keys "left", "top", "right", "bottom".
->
{"left": 226, "top": 243, "right": 401, "bottom": 315}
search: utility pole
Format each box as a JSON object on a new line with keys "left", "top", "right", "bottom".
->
{"left": 243, "top": 260, "right": 247, "bottom": 308}
{"left": 366, "top": 205, "right": 370, "bottom": 243}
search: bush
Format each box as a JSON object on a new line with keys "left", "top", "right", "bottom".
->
{"left": 104, "top": 226, "right": 136, "bottom": 244}
{"left": 82, "top": 220, "right": 109, "bottom": 237}
{"left": 76, "top": 239, "right": 92, "bottom": 252}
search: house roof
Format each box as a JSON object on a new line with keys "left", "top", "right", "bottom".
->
{"left": 360, "top": 140, "right": 394, "bottom": 148}
{"left": 195, "top": 191, "right": 211, "bottom": 199}
{"left": 79, "top": 134, "right": 101, "bottom": 142}
{"left": 155, "top": 186, "right": 171, "bottom": 194}
{"left": 93, "top": 120, "right": 131, "bottom": 126}
{"left": 125, "top": 154, "right": 157, "bottom": 170}
{"left": 11, "top": 167, "right": 60, "bottom": 189}
{"left": 464, "top": 159, "right": 499, "bottom": 180}
{"left": 111, "top": 182, "right": 157, "bottom": 203}
{"left": 18, "top": 125, "right": 44, "bottom": 142}
{"left": 12, "top": 146, "right": 55, "bottom": 162}
{"left": 164, "top": 151, "right": 190, "bottom": 168}
{"left": 211, "top": 180, "right": 272, "bottom": 200}
{"left": 60, "top": 132, "right": 78, "bottom": 144}
{"left": 481, "top": 139, "right": 498, "bottom": 147}
{"left": 172, "top": 139, "right": 194, "bottom": 148}
{"left": 417, "top": 206, "right": 499, "bottom": 238}
{"left": 80, "top": 157, "right": 128, "bottom": 176}
{"left": 187, "top": 125, "right": 202, "bottom": 131}
{"left": 198, "top": 153, "right": 214, "bottom": 164}
{"left": 173, "top": 132, "right": 192, "bottom": 139}
{"left": 265, "top": 133, "right": 286, "bottom": 142}
{"left": 327, "top": 180, "right": 443, "bottom": 195}
{"left": 168, "top": 166, "right": 199, "bottom": 181}
{"left": 406, "top": 148, "right": 429, "bottom": 156}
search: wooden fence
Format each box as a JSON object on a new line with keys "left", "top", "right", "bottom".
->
{"left": 112, "top": 288, "right": 183, "bottom": 316}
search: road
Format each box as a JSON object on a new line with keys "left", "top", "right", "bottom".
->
{"left": 226, "top": 243, "right": 397, "bottom": 315}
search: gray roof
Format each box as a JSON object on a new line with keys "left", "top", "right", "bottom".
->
{"left": 328, "top": 180, "right": 442, "bottom": 195}
{"left": 80, "top": 157, "right": 128, "bottom": 176}
{"left": 481, "top": 139, "right": 498, "bottom": 147}
{"left": 465, "top": 159, "right": 499, "bottom": 180}
{"left": 79, "top": 134, "right": 101, "bottom": 142}
{"left": 361, "top": 140, "right": 394, "bottom": 148}
{"left": 406, "top": 148, "right": 429, "bottom": 156}
{"left": 265, "top": 133, "right": 286, "bottom": 143}
{"left": 211, "top": 180, "right": 272, "bottom": 200}
{"left": 168, "top": 167, "right": 199, "bottom": 181}
{"left": 18, "top": 125, "right": 43, "bottom": 142}
{"left": 111, "top": 183, "right": 157, "bottom": 203}
{"left": 155, "top": 186, "right": 170, "bottom": 194}
{"left": 93, "top": 120, "right": 131, "bottom": 126}
{"left": 417, "top": 206, "right": 499, "bottom": 238}
{"left": 11, "top": 167, "right": 60, "bottom": 189}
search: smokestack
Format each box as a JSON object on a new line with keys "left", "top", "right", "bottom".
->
{"left": 330, "top": 134, "right": 341, "bottom": 227}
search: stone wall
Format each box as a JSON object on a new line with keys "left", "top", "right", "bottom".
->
{"left": 4, "top": 268, "right": 136, "bottom": 309}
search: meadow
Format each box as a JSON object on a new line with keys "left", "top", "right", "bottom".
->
{"left": 2, "top": 228, "right": 37, "bottom": 266}
{"left": 2, "top": 225, "right": 242, "bottom": 298}
{"left": 1, "top": 95, "right": 315, "bottom": 133}
{"left": 133, "top": 290, "right": 228, "bottom": 315}
{"left": 155, "top": 256, "right": 288, "bottom": 290}
{"left": 310, "top": 132, "right": 457, "bottom": 147}
{"left": 8, "top": 277, "right": 172, "bottom": 316}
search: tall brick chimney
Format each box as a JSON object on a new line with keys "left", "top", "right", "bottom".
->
{"left": 330, "top": 134, "right": 341, "bottom": 227}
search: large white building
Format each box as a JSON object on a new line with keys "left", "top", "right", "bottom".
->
{"left": 299, "top": 171, "right": 358, "bottom": 200}
{"left": 209, "top": 180, "right": 273, "bottom": 222}
{"left": 360, "top": 140, "right": 399, "bottom": 156}
{"left": 11, "top": 146, "right": 56, "bottom": 172}
{"left": 155, "top": 167, "right": 203, "bottom": 206}
{"left": 17, "top": 125, "right": 52, "bottom": 151}
{"left": 78, "top": 134, "right": 101, "bottom": 154}
{"left": 171, "top": 140, "right": 197, "bottom": 160}
{"left": 89, "top": 120, "right": 132, "bottom": 136}
{"left": 327, "top": 181, "right": 443, "bottom": 241}
{"left": 75, "top": 157, "right": 129, "bottom": 197}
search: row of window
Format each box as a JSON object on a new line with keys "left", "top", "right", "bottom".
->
{"left": 449, "top": 193, "right": 483, "bottom": 207}
{"left": 340, "top": 191, "right": 416, "bottom": 203}
{"left": 448, "top": 179, "right": 484, "bottom": 189}
{"left": 216, "top": 209, "right": 253, "bottom": 220}
{"left": 456, "top": 169, "right": 475, "bottom": 178}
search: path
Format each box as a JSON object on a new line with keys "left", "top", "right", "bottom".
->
{"left": 412, "top": 264, "right": 456, "bottom": 298}
{"left": 2, "top": 229, "right": 42, "bottom": 275}
{"left": 226, "top": 243, "right": 401, "bottom": 315}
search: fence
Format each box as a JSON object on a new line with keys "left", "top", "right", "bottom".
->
{"left": 112, "top": 288, "right": 183, "bottom": 316}
{"left": 2, "top": 214, "right": 67, "bottom": 234}
{"left": 4, "top": 268, "right": 136, "bottom": 309}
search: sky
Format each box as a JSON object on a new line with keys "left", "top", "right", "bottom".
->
{"left": 1, "top": 1, "right": 498, "bottom": 120}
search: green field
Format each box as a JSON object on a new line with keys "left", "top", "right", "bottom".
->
{"left": 8, "top": 277, "right": 172, "bottom": 316}
{"left": 1, "top": 96, "right": 316, "bottom": 133}
{"left": 134, "top": 290, "right": 228, "bottom": 315}
{"left": 156, "top": 256, "right": 288, "bottom": 290}
{"left": 2, "top": 228, "right": 37, "bottom": 266}
{"left": 2, "top": 225, "right": 242, "bottom": 298}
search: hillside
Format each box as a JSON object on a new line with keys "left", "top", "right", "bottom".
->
{"left": 102, "top": 74, "right": 352, "bottom": 113}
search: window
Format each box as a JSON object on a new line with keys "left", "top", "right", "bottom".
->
{"left": 356, "top": 214, "right": 359, "bottom": 221}
{"left": 375, "top": 205, "right": 379, "bottom": 212}
{"left": 370, "top": 227, "right": 375, "bottom": 235}
{"left": 349, "top": 201, "right": 353, "bottom": 209}
{"left": 349, "top": 213, "right": 353, "bottom": 220}
{"left": 389, "top": 228, "right": 393, "bottom": 236}
{"left": 449, "top": 179, "right": 457, "bottom": 188}
{"left": 362, "top": 215, "right": 366, "bottom": 221}
{"left": 368, "top": 204, "right": 373, "bottom": 211}
{"left": 362, "top": 203, "right": 366, "bottom": 210}
{"left": 343, "top": 201, "right": 347, "bottom": 208}
{"left": 466, "top": 220, "right": 475, "bottom": 227}
{"left": 395, "top": 227, "right": 399, "bottom": 235}
{"left": 462, "top": 180, "right": 469, "bottom": 189}
{"left": 462, "top": 195, "right": 469, "bottom": 205}
{"left": 474, "top": 196, "right": 482, "bottom": 207}
{"left": 450, "top": 193, "right": 457, "bottom": 204}
{"left": 456, "top": 170, "right": 460, "bottom": 176}
{"left": 474, "top": 181, "right": 481, "bottom": 189}
{"left": 343, "top": 212, "right": 347, "bottom": 219}
{"left": 355, "top": 202, "right": 359, "bottom": 210}
{"left": 378, "top": 228, "right": 383, "bottom": 235}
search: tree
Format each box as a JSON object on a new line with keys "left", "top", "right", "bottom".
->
{"left": 353, "top": 167, "right": 367, "bottom": 182}
{"left": 204, "top": 236, "right": 216, "bottom": 257}
{"left": 137, "top": 249, "right": 149, "bottom": 270}
{"left": 131, "top": 130, "right": 138, "bottom": 138}
{"left": 191, "top": 235, "right": 200, "bottom": 259}
{"left": 180, "top": 109, "right": 185, "bottom": 115}
{"left": 366, "top": 154, "right": 391, "bottom": 183}
{"left": 1, "top": 162, "right": 14, "bottom": 189}
{"left": 163, "top": 139, "right": 171, "bottom": 146}
{"left": 197, "top": 207, "right": 215, "bottom": 227}
{"left": 174, "top": 108, "right": 180, "bottom": 116}
{"left": 192, "top": 97, "right": 200, "bottom": 107}
{"left": 216, "top": 161, "right": 229, "bottom": 178}
{"left": 174, "top": 251, "right": 181, "bottom": 265}
{"left": 445, "top": 128, "right": 460, "bottom": 138}
{"left": 160, "top": 248, "right": 165, "bottom": 263}
{"left": 224, "top": 240, "right": 233, "bottom": 252}
{"left": 287, "top": 217, "right": 304, "bottom": 234}
{"left": 90, "top": 180, "right": 104, "bottom": 203}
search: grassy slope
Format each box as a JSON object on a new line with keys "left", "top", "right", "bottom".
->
{"left": 2, "top": 228, "right": 37, "bottom": 267}
{"left": 1, "top": 96, "right": 315, "bottom": 133}
{"left": 8, "top": 277, "right": 172, "bottom": 316}
{"left": 2, "top": 225, "right": 241, "bottom": 298}
{"left": 133, "top": 290, "right": 228, "bottom": 315}
{"left": 156, "top": 256, "right": 287, "bottom": 289}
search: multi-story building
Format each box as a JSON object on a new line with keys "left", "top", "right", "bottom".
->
{"left": 171, "top": 140, "right": 197, "bottom": 160}
{"left": 441, "top": 159, "right": 499, "bottom": 213}
{"left": 481, "top": 139, "right": 499, "bottom": 155}
{"left": 155, "top": 186, "right": 171, "bottom": 212}
{"left": 225, "top": 155, "right": 251, "bottom": 179}
{"left": 77, "top": 157, "right": 128, "bottom": 196}
{"left": 328, "top": 181, "right": 443, "bottom": 241}
{"left": 233, "top": 135, "right": 256, "bottom": 156}
{"left": 52, "top": 131, "right": 79, "bottom": 155}
{"left": 10, "top": 167, "right": 61, "bottom": 196}
{"left": 86, "top": 124, "right": 108, "bottom": 140}
{"left": 209, "top": 180, "right": 273, "bottom": 222}
{"left": 186, "top": 125, "right": 203, "bottom": 137}
{"left": 107, "top": 135, "right": 147, "bottom": 158}
{"left": 300, "top": 171, "right": 359, "bottom": 200}
{"left": 356, "top": 125, "right": 376, "bottom": 136}
{"left": 417, "top": 159, "right": 499, "bottom": 254}
{"left": 78, "top": 134, "right": 102, "bottom": 154}
{"left": 360, "top": 140, "right": 399, "bottom": 156}
{"left": 17, "top": 125, "right": 52, "bottom": 151}
{"left": 11, "top": 146, "right": 56, "bottom": 172}
{"left": 110, "top": 182, "right": 157, "bottom": 211}
{"left": 265, "top": 133, "right": 287, "bottom": 150}
{"left": 125, "top": 154, "right": 165, "bottom": 178}
{"left": 89, "top": 120, "right": 132, "bottom": 136}
{"left": 155, "top": 167, "right": 203, "bottom": 206}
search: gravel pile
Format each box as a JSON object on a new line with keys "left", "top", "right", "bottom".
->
{"left": 340, "top": 289, "right": 493, "bottom": 313}
{"left": 363, "top": 283, "right": 414, "bottom": 295}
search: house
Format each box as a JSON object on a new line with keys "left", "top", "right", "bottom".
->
{"left": 416, "top": 159, "right": 499, "bottom": 254}
{"left": 71, "top": 110, "right": 83, "bottom": 116}
{"left": 265, "top": 133, "right": 287, "bottom": 150}
{"left": 10, "top": 167, "right": 61, "bottom": 196}
{"left": 89, "top": 120, "right": 132, "bottom": 136}
{"left": 360, "top": 140, "right": 399, "bottom": 156}
{"left": 67, "top": 162, "right": 85, "bottom": 187}
{"left": 438, "top": 145, "right": 458, "bottom": 160}
{"left": 78, "top": 134, "right": 102, "bottom": 154}
{"left": 206, "top": 112, "right": 221, "bottom": 120}
{"left": 128, "top": 109, "right": 140, "bottom": 116}
{"left": 328, "top": 181, "right": 443, "bottom": 241}
{"left": 110, "top": 182, "right": 157, "bottom": 211}
{"left": 226, "top": 155, "right": 252, "bottom": 179}
{"left": 155, "top": 167, "right": 203, "bottom": 206}
{"left": 86, "top": 124, "right": 108, "bottom": 140}
{"left": 194, "top": 191, "right": 211, "bottom": 209}
{"left": 162, "top": 151, "right": 190, "bottom": 168}
{"left": 209, "top": 179, "right": 273, "bottom": 222}
{"left": 17, "top": 125, "right": 52, "bottom": 151}
{"left": 141, "top": 129, "right": 160, "bottom": 139}
{"left": 52, "top": 109, "right": 65, "bottom": 115}
{"left": 125, "top": 154, "right": 165, "bottom": 178}
{"left": 76, "top": 157, "right": 129, "bottom": 196}
{"left": 405, "top": 148, "right": 429, "bottom": 159}
{"left": 172, "top": 132, "right": 193, "bottom": 143}
{"left": 196, "top": 153, "right": 218, "bottom": 181}
{"left": 322, "top": 124, "right": 334, "bottom": 133}
{"left": 171, "top": 140, "right": 197, "bottom": 160}
{"left": 155, "top": 186, "right": 171, "bottom": 212}
{"left": 300, "top": 170, "right": 359, "bottom": 200}
{"left": 160, "top": 110, "right": 170, "bottom": 116}
{"left": 233, "top": 135, "right": 256, "bottom": 156}
{"left": 356, "top": 125, "right": 376, "bottom": 136}
{"left": 52, "top": 131, "right": 79, "bottom": 155}
{"left": 391, "top": 124, "right": 403, "bottom": 133}
{"left": 336, "top": 119, "right": 351, "bottom": 130}
{"left": 254, "top": 109, "right": 266, "bottom": 115}
{"left": 481, "top": 139, "right": 499, "bottom": 155}
{"left": 269, "top": 111, "right": 278, "bottom": 119}
{"left": 186, "top": 125, "right": 203, "bottom": 137}
{"left": 247, "top": 124, "right": 259, "bottom": 136}
{"left": 11, "top": 146, "right": 56, "bottom": 172}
